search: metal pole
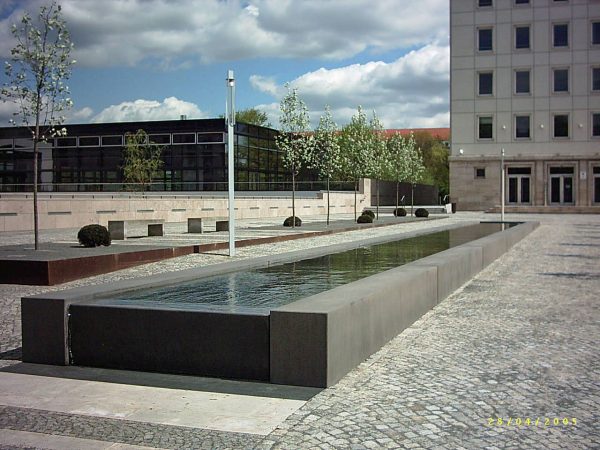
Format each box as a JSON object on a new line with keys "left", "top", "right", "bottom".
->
{"left": 501, "top": 148, "right": 505, "bottom": 223}
{"left": 226, "top": 70, "right": 236, "bottom": 256}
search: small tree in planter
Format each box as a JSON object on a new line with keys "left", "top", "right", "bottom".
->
{"left": 311, "top": 105, "right": 341, "bottom": 226}
{"left": 338, "top": 106, "right": 374, "bottom": 221}
{"left": 386, "top": 132, "right": 411, "bottom": 214}
{"left": 368, "top": 112, "right": 389, "bottom": 220}
{"left": 276, "top": 84, "right": 313, "bottom": 228}
{"left": 403, "top": 132, "right": 426, "bottom": 216}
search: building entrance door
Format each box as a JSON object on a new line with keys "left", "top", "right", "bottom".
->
{"left": 507, "top": 167, "right": 531, "bottom": 204}
{"left": 549, "top": 167, "right": 574, "bottom": 205}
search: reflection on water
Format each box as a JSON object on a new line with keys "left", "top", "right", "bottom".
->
{"left": 103, "top": 223, "right": 512, "bottom": 310}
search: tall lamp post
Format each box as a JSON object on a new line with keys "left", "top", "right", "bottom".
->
{"left": 501, "top": 147, "right": 505, "bottom": 223}
{"left": 226, "top": 70, "right": 236, "bottom": 256}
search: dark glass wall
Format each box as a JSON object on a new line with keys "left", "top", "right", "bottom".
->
{"left": 0, "top": 119, "right": 303, "bottom": 192}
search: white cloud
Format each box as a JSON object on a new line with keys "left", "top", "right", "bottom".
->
{"left": 252, "top": 43, "right": 450, "bottom": 129}
{"left": 0, "top": 0, "right": 449, "bottom": 67}
{"left": 67, "top": 106, "right": 94, "bottom": 123}
{"left": 91, "top": 97, "right": 208, "bottom": 123}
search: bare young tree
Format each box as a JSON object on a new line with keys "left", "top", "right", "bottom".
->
{"left": 1, "top": 1, "right": 75, "bottom": 249}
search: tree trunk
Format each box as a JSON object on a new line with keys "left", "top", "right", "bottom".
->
{"left": 411, "top": 183, "right": 415, "bottom": 217}
{"left": 33, "top": 107, "right": 41, "bottom": 250}
{"left": 376, "top": 179, "right": 379, "bottom": 220}
{"left": 292, "top": 170, "right": 296, "bottom": 228}
{"left": 354, "top": 179, "right": 358, "bottom": 221}
{"left": 396, "top": 181, "right": 399, "bottom": 212}
{"left": 326, "top": 177, "right": 330, "bottom": 226}
{"left": 33, "top": 137, "right": 39, "bottom": 250}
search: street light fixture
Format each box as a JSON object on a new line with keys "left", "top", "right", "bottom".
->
{"left": 226, "top": 70, "right": 236, "bottom": 256}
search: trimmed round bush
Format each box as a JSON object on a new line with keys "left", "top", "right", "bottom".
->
{"left": 393, "top": 207, "right": 407, "bottom": 217}
{"left": 415, "top": 208, "right": 429, "bottom": 218}
{"left": 362, "top": 210, "right": 375, "bottom": 219}
{"left": 357, "top": 213, "right": 374, "bottom": 224}
{"left": 77, "top": 224, "right": 111, "bottom": 247}
{"left": 283, "top": 216, "right": 302, "bottom": 227}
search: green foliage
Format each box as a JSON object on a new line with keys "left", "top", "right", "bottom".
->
{"left": 275, "top": 84, "right": 314, "bottom": 177}
{"left": 283, "top": 216, "right": 302, "bottom": 227}
{"left": 1, "top": 1, "right": 75, "bottom": 131}
{"left": 393, "top": 208, "right": 407, "bottom": 217}
{"left": 122, "top": 129, "right": 164, "bottom": 190}
{"left": 77, "top": 224, "right": 111, "bottom": 247}
{"left": 415, "top": 208, "right": 429, "bottom": 218}
{"left": 357, "top": 213, "right": 374, "bottom": 224}
{"left": 412, "top": 131, "right": 450, "bottom": 197}
{"left": 311, "top": 105, "right": 341, "bottom": 180}
{"left": 235, "top": 108, "right": 271, "bottom": 127}
{"left": 362, "top": 210, "right": 375, "bottom": 219}
{"left": 338, "top": 106, "right": 374, "bottom": 182}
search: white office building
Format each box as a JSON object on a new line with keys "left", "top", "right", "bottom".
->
{"left": 450, "top": 0, "right": 600, "bottom": 211}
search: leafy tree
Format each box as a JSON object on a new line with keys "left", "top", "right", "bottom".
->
{"left": 311, "top": 105, "right": 341, "bottom": 226}
{"left": 412, "top": 131, "right": 450, "bottom": 199}
{"left": 275, "top": 84, "right": 313, "bottom": 227}
{"left": 122, "top": 129, "right": 164, "bottom": 191}
{"left": 1, "top": 1, "right": 75, "bottom": 249}
{"left": 368, "top": 112, "right": 389, "bottom": 220}
{"left": 386, "top": 132, "right": 411, "bottom": 211}
{"left": 403, "top": 132, "right": 426, "bottom": 216}
{"left": 338, "top": 106, "right": 374, "bottom": 221}
{"left": 235, "top": 107, "right": 271, "bottom": 127}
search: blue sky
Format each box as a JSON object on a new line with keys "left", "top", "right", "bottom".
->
{"left": 0, "top": 0, "right": 450, "bottom": 129}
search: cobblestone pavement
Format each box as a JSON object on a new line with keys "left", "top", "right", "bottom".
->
{"left": 1, "top": 213, "right": 599, "bottom": 449}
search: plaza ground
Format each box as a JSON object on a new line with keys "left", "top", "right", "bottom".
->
{"left": 0, "top": 212, "right": 598, "bottom": 449}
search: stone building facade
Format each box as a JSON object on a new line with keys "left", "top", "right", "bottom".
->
{"left": 450, "top": 0, "right": 600, "bottom": 211}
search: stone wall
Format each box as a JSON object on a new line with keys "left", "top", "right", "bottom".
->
{"left": 0, "top": 180, "right": 371, "bottom": 232}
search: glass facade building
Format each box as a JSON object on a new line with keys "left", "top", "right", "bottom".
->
{"left": 0, "top": 118, "right": 304, "bottom": 192}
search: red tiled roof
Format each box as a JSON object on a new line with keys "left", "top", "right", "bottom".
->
{"left": 384, "top": 128, "right": 450, "bottom": 141}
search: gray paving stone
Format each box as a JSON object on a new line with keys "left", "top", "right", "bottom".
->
{"left": 1, "top": 213, "right": 599, "bottom": 449}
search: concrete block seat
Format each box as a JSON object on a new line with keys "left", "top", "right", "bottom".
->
{"left": 108, "top": 219, "right": 165, "bottom": 240}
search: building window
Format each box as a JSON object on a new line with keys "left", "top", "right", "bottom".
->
{"left": 553, "top": 114, "right": 569, "bottom": 138}
{"left": 515, "top": 115, "right": 531, "bottom": 139}
{"left": 514, "top": 0, "right": 529, "bottom": 4}
{"left": 593, "top": 68, "right": 600, "bottom": 91}
{"left": 478, "top": 72, "right": 493, "bottom": 95}
{"left": 553, "top": 23, "right": 569, "bottom": 47}
{"left": 593, "top": 113, "right": 600, "bottom": 137}
{"left": 475, "top": 168, "right": 486, "bottom": 179}
{"left": 478, "top": 28, "right": 493, "bottom": 51}
{"left": 593, "top": 22, "right": 600, "bottom": 45}
{"left": 553, "top": 68, "right": 569, "bottom": 93}
{"left": 478, "top": 116, "right": 493, "bottom": 140}
{"left": 478, "top": 0, "right": 492, "bottom": 7}
{"left": 515, "top": 70, "right": 531, "bottom": 94}
{"left": 515, "top": 26, "right": 530, "bottom": 49}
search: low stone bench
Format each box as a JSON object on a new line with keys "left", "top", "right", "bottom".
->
{"left": 108, "top": 219, "right": 165, "bottom": 240}
{"left": 187, "top": 218, "right": 204, "bottom": 233}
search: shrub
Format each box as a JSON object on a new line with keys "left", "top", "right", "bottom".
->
{"left": 415, "top": 208, "right": 429, "bottom": 218}
{"left": 283, "top": 216, "right": 302, "bottom": 227}
{"left": 77, "top": 224, "right": 111, "bottom": 247}
{"left": 362, "top": 210, "right": 375, "bottom": 219}
{"left": 357, "top": 213, "right": 374, "bottom": 224}
{"left": 393, "top": 208, "right": 407, "bottom": 217}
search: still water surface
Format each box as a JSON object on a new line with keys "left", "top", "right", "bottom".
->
{"left": 101, "top": 223, "right": 511, "bottom": 311}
